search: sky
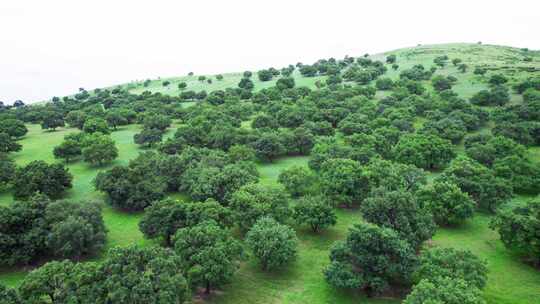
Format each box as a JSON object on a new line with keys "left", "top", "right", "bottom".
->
{"left": 1, "top": 0, "right": 539, "bottom": 103}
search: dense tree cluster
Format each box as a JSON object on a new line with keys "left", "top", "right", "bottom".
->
{"left": 0, "top": 194, "right": 106, "bottom": 266}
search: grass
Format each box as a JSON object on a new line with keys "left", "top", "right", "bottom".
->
{"left": 1, "top": 43, "right": 540, "bottom": 303}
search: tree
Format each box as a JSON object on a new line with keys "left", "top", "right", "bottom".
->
{"left": 415, "top": 247, "right": 488, "bottom": 289}
{"left": 452, "top": 58, "right": 462, "bottom": 66}
{"left": 474, "top": 66, "right": 487, "bottom": 76}
{"left": 174, "top": 221, "right": 243, "bottom": 294}
{"left": 0, "top": 283, "right": 20, "bottom": 304}
{"left": 246, "top": 217, "right": 298, "bottom": 270}
{"left": 277, "top": 165, "right": 315, "bottom": 197}
{"left": 404, "top": 277, "right": 485, "bottom": 304}
{"left": 490, "top": 200, "right": 540, "bottom": 266}
{"left": 324, "top": 222, "right": 417, "bottom": 296}
{"left": 94, "top": 166, "right": 165, "bottom": 211}
{"left": 442, "top": 156, "right": 513, "bottom": 212}
{"left": 243, "top": 71, "right": 252, "bottom": 78}
{"left": 319, "top": 158, "right": 370, "bottom": 207}
{"left": 101, "top": 246, "right": 190, "bottom": 303}
{"left": 386, "top": 54, "right": 396, "bottom": 64}
{"left": 53, "top": 139, "right": 82, "bottom": 162}
{"left": 0, "top": 119, "right": 27, "bottom": 138}
{"left": 19, "top": 260, "right": 79, "bottom": 303}
{"left": 134, "top": 128, "right": 163, "bottom": 147}
{"left": 0, "top": 133, "right": 22, "bottom": 153}
{"left": 432, "top": 75, "right": 453, "bottom": 91}
{"left": 276, "top": 77, "right": 295, "bottom": 90}
{"left": 142, "top": 114, "right": 171, "bottom": 131}
{"left": 458, "top": 63, "right": 468, "bottom": 73}
{"left": 238, "top": 77, "right": 254, "bottom": 90}
{"left": 13, "top": 161, "right": 72, "bottom": 199}
{"left": 45, "top": 200, "right": 107, "bottom": 259}
{"left": 105, "top": 111, "right": 128, "bottom": 130}
{"left": 251, "top": 114, "right": 278, "bottom": 130}
{"left": 293, "top": 195, "right": 336, "bottom": 232}
{"left": 251, "top": 132, "right": 285, "bottom": 162}
{"left": 139, "top": 198, "right": 232, "bottom": 246}
{"left": 257, "top": 69, "right": 273, "bottom": 81}
{"left": 83, "top": 118, "right": 110, "bottom": 134}
{"left": 230, "top": 184, "right": 291, "bottom": 232}
{"left": 375, "top": 78, "right": 394, "bottom": 90}
{"left": 416, "top": 181, "right": 475, "bottom": 226}
{"left": 489, "top": 74, "right": 508, "bottom": 85}
{"left": 82, "top": 133, "right": 118, "bottom": 165}
{"left": 393, "top": 133, "right": 455, "bottom": 170}
{"left": 228, "top": 144, "right": 256, "bottom": 162}
{"left": 0, "top": 153, "right": 15, "bottom": 187}
{"left": 360, "top": 188, "right": 436, "bottom": 249}
{"left": 41, "top": 111, "right": 65, "bottom": 131}
{"left": 178, "top": 82, "right": 187, "bottom": 90}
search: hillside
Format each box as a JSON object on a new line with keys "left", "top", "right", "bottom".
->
{"left": 0, "top": 43, "right": 539, "bottom": 304}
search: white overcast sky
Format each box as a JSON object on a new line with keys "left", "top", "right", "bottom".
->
{"left": 1, "top": 0, "right": 539, "bottom": 103}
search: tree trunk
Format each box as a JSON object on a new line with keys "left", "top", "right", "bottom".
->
{"left": 205, "top": 280, "right": 211, "bottom": 294}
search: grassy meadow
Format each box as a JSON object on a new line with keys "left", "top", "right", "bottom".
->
{"left": 1, "top": 43, "right": 540, "bottom": 303}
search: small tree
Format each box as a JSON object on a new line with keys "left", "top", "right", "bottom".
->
{"left": 415, "top": 247, "right": 488, "bottom": 289}
{"left": 238, "top": 77, "right": 254, "bottom": 90}
{"left": 178, "top": 82, "right": 187, "bottom": 90}
{"left": 0, "top": 119, "right": 27, "bottom": 138}
{"left": 251, "top": 132, "right": 285, "bottom": 162}
{"left": 41, "top": 111, "right": 65, "bottom": 131}
{"left": 0, "top": 133, "right": 22, "bottom": 153}
{"left": 82, "top": 134, "right": 118, "bottom": 166}
{"left": 360, "top": 188, "right": 436, "bottom": 249}
{"left": 83, "top": 118, "right": 110, "bottom": 134}
{"left": 386, "top": 54, "right": 396, "bottom": 64}
{"left": 416, "top": 181, "right": 475, "bottom": 226}
{"left": 246, "top": 217, "right": 298, "bottom": 270}
{"left": 319, "top": 158, "right": 369, "bottom": 207}
{"left": 174, "top": 221, "right": 243, "bottom": 294}
{"left": 404, "top": 277, "right": 485, "bottom": 304}
{"left": 53, "top": 139, "right": 82, "bottom": 162}
{"left": 134, "top": 128, "right": 163, "bottom": 147}
{"left": 13, "top": 161, "right": 72, "bottom": 199}
{"left": 278, "top": 165, "right": 315, "bottom": 197}
{"left": 490, "top": 200, "right": 540, "bottom": 266}
{"left": 451, "top": 58, "right": 462, "bottom": 66}
{"left": 324, "top": 222, "right": 417, "bottom": 296}
{"left": 230, "top": 184, "right": 290, "bottom": 233}
{"left": 0, "top": 153, "right": 15, "bottom": 187}
{"left": 293, "top": 195, "right": 336, "bottom": 232}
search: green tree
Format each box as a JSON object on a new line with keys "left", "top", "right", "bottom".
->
{"left": 134, "top": 128, "right": 163, "bottom": 147}
{"left": 251, "top": 132, "right": 285, "bottom": 162}
{"left": 19, "top": 260, "right": 79, "bottom": 303}
{"left": 65, "top": 110, "right": 88, "bottom": 129}
{"left": 101, "top": 246, "right": 190, "bottom": 303}
{"left": 416, "top": 181, "right": 475, "bottom": 226}
{"left": 83, "top": 118, "right": 110, "bottom": 134}
{"left": 82, "top": 133, "right": 118, "bottom": 165}
{"left": 490, "top": 200, "right": 540, "bottom": 266}
{"left": 293, "top": 195, "right": 337, "bottom": 232}
{"left": 442, "top": 156, "right": 513, "bottom": 212}
{"left": 324, "top": 222, "right": 417, "bottom": 295}
{"left": 53, "top": 139, "right": 82, "bottom": 162}
{"left": 404, "top": 277, "right": 485, "bottom": 304}
{"left": 415, "top": 247, "right": 488, "bottom": 289}
{"left": 246, "top": 217, "right": 298, "bottom": 270}
{"left": 0, "top": 283, "right": 21, "bottom": 304}
{"left": 319, "top": 158, "right": 369, "bottom": 207}
{"left": 45, "top": 200, "right": 107, "bottom": 259}
{"left": 174, "top": 221, "right": 243, "bottom": 293}
{"left": 393, "top": 133, "right": 456, "bottom": 170}
{"left": 238, "top": 77, "right": 254, "bottom": 90}
{"left": 360, "top": 188, "right": 436, "bottom": 249}
{"left": 142, "top": 114, "right": 171, "bottom": 131}
{"left": 105, "top": 111, "right": 128, "bottom": 130}
{"left": 276, "top": 77, "right": 295, "bottom": 90}
{"left": 139, "top": 198, "right": 232, "bottom": 246}
{"left": 41, "top": 111, "right": 65, "bottom": 131}
{"left": 0, "top": 153, "right": 15, "bottom": 187}
{"left": 277, "top": 165, "right": 315, "bottom": 197}
{"left": 230, "top": 184, "right": 291, "bottom": 232}
{"left": 0, "top": 133, "right": 22, "bottom": 153}
{"left": 432, "top": 75, "right": 453, "bottom": 91}
{"left": 13, "top": 161, "right": 72, "bottom": 199}
{"left": 0, "top": 119, "right": 27, "bottom": 138}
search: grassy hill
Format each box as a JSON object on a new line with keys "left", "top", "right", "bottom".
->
{"left": 1, "top": 43, "right": 539, "bottom": 304}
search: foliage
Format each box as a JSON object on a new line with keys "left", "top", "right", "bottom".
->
{"left": 12, "top": 160, "right": 72, "bottom": 199}
{"left": 277, "top": 165, "right": 315, "bottom": 197}
{"left": 393, "top": 133, "right": 456, "bottom": 170}
{"left": 416, "top": 181, "right": 475, "bottom": 226}
{"left": 174, "top": 221, "right": 243, "bottom": 293}
{"left": 324, "top": 222, "right": 417, "bottom": 295}
{"left": 490, "top": 200, "right": 540, "bottom": 265}
{"left": 293, "top": 195, "right": 336, "bottom": 232}
{"left": 246, "top": 217, "right": 298, "bottom": 270}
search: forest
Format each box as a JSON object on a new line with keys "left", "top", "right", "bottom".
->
{"left": 0, "top": 43, "right": 539, "bottom": 303}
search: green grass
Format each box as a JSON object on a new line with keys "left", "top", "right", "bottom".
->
{"left": 2, "top": 43, "right": 540, "bottom": 303}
